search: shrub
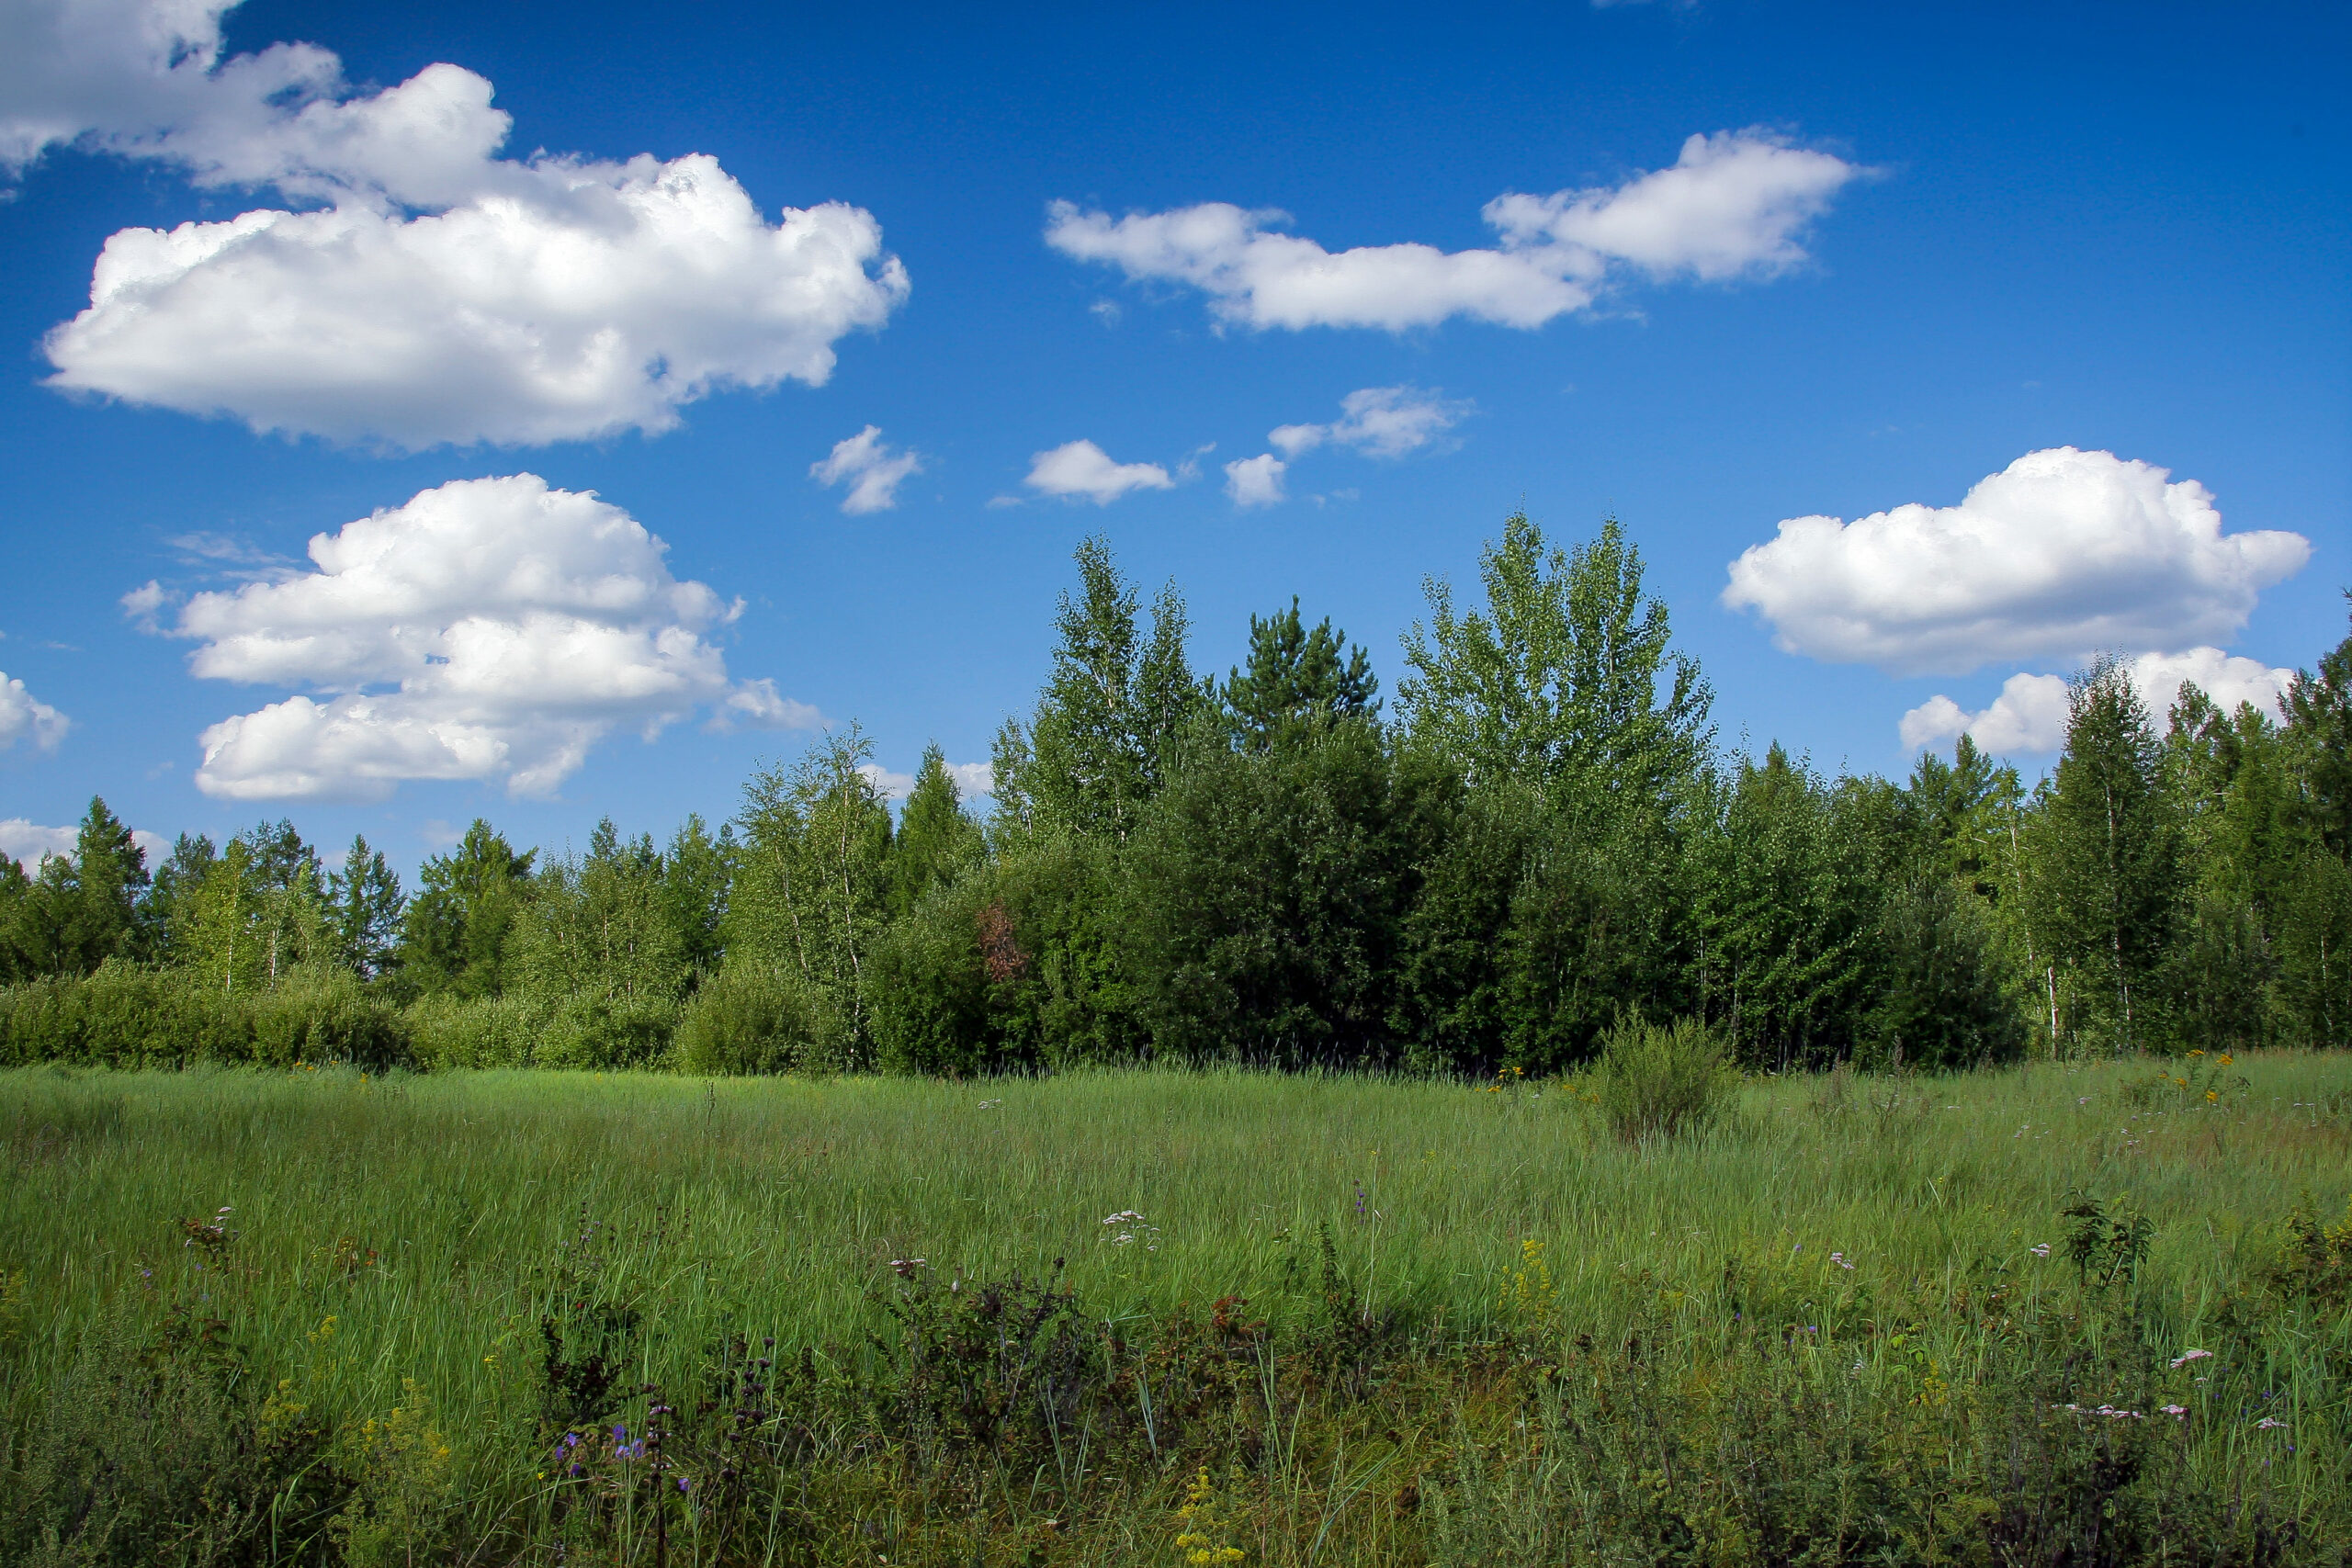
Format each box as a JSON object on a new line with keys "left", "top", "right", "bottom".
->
{"left": 674, "top": 964, "right": 841, "bottom": 1075}
{"left": 1590, "top": 1015, "right": 1737, "bottom": 1142}
{"left": 534, "top": 994, "right": 678, "bottom": 1070}
{"left": 401, "top": 992, "right": 546, "bottom": 1069}
{"left": 0, "top": 962, "right": 407, "bottom": 1068}
{"left": 1863, "top": 878, "right": 2029, "bottom": 1070}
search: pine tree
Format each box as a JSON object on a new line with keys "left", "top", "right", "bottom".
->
{"left": 891, "top": 744, "right": 982, "bottom": 917}
{"left": 998, "top": 536, "right": 1203, "bottom": 840}
{"left": 2038, "top": 657, "right": 2182, "bottom": 1051}
{"left": 2284, "top": 595, "right": 2352, "bottom": 863}
{"left": 401, "top": 821, "right": 536, "bottom": 998}
{"left": 12, "top": 797, "right": 150, "bottom": 976}
{"left": 328, "top": 835, "right": 405, "bottom": 978}
{"left": 1397, "top": 514, "right": 1712, "bottom": 808}
{"left": 1218, "top": 598, "right": 1380, "bottom": 749}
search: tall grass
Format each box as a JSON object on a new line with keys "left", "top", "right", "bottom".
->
{"left": 0, "top": 1054, "right": 2346, "bottom": 1562}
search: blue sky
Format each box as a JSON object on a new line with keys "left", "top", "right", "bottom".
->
{"left": 1, "top": 0, "right": 2346, "bottom": 872}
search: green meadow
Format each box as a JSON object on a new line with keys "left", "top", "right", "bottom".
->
{"left": 3, "top": 1053, "right": 2348, "bottom": 1564}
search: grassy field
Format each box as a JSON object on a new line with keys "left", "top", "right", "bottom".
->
{"left": 2, "top": 1054, "right": 2348, "bottom": 1564}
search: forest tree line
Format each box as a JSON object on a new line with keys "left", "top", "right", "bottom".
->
{"left": 4, "top": 514, "right": 2348, "bottom": 1075}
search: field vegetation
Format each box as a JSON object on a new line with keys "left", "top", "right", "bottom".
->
{"left": 0, "top": 1055, "right": 2347, "bottom": 1562}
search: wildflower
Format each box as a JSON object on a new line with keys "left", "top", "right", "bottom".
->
{"left": 1102, "top": 1211, "right": 1145, "bottom": 1226}
{"left": 888, "top": 1258, "right": 927, "bottom": 1277}
{"left": 2162, "top": 1404, "right": 2188, "bottom": 1416}
{"left": 2256, "top": 1417, "right": 2288, "bottom": 1430}
{"left": 2030, "top": 1244, "right": 2052, "bottom": 1258}
{"left": 1829, "top": 1251, "right": 1855, "bottom": 1270}
{"left": 2170, "top": 1348, "right": 2212, "bottom": 1369}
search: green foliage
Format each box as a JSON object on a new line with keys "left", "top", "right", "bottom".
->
{"left": 324, "top": 835, "right": 404, "bottom": 979}
{"left": 1121, "top": 717, "right": 1446, "bottom": 1065}
{"left": 1864, "top": 876, "right": 2030, "bottom": 1070}
{"left": 726, "top": 727, "right": 894, "bottom": 1053}
{"left": 1590, "top": 1014, "right": 1739, "bottom": 1141}
{"left": 1217, "top": 595, "right": 1380, "bottom": 747}
{"left": 1689, "top": 747, "right": 1881, "bottom": 1069}
{"left": 888, "top": 743, "right": 982, "bottom": 919}
{"left": 514, "top": 818, "right": 691, "bottom": 1008}
{"left": 866, "top": 830, "right": 1140, "bottom": 1073}
{"left": 1397, "top": 513, "right": 1712, "bottom": 803}
{"left": 2036, "top": 657, "right": 2184, "bottom": 1052}
{"left": 3, "top": 798, "right": 150, "bottom": 979}
{"left": 398, "top": 820, "right": 534, "bottom": 999}
{"left": 990, "top": 535, "right": 1203, "bottom": 841}
{"left": 673, "top": 961, "right": 839, "bottom": 1074}
{"left": 401, "top": 990, "right": 545, "bottom": 1069}
{"left": 0, "top": 961, "right": 405, "bottom": 1067}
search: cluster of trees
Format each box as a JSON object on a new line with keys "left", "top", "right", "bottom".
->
{"left": 5, "top": 516, "right": 2347, "bottom": 1075}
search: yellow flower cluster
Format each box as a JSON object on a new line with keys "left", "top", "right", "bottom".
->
{"left": 1174, "top": 1465, "right": 1246, "bottom": 1565}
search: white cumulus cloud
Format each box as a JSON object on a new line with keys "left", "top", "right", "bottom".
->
{"left": 1900, "top": 648, "right": 2298, "bottom": 755}
{"left": 810, "top": 425, "right": 922, "bottom": 514}
{"left": 0, "top": 818, "right": 169, "bottom": 872}
{"left": 859, "top": 759, "right": 994, "bottom": 801}
{"left": 1224, "top": 454, "right": 1287, "bottom": 508}
{"left": 152, "top": 474, "right": 812, "bottom": 801}
{"left": 1023, "top": 440, "right": 1175, "bottom": 505}
{"left": 1724, "top": 447, "right": 2311, "bottom": 676}
{"left": 0, "top": 672, "right": 70, "bottom": 751}
{"left": 1270, "top": 385, "right": 1468, "bottom": 458}
{"left": 1045, "top": 130, "right": 1864, "bottom": 333}
{"left": 17, "top": 0, "right": 907, "bottom": 449}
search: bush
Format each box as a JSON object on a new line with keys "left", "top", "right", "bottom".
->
{"left": 674, "top": 964, "right": 840, "bottom": 1075}
{"left": 1863, "top": 878, "right": 2029, "bottom": 1070}
{"left": 534, "top": 994, "right": 678, "bottom": 1069}
{"left": 0, "top": 962, "right": 407, "bottom": 1069}
{"left": 1590, "top": 1015, "right": 1737, "bottom": 1142}
{"left": 866, "top": 835, "right": 1141, "bottom": 1076}
{"left": 401, "top": 992, "right": 547, "bottom": 1069}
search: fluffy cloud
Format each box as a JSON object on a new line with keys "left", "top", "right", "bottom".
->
{"left": 0, "top": 818, "right": 169, "bottom": 871}
{"left": 1045, "top": 130, "right": 1863, "bottom": 333}
{"left": 17, "top": 0, "right": 907, "bottom": 448}
{"left": 858, "top": 759, "right": 994, "bottom": 801}
{"left": 1900, "top": 648, "right": 2298, "bottom": 755}
{"left": 1270, "top": 385, "right": 1467, "bottom": 458}
{"left": 0, "top": 672, "right": 70, "bottom": 751}
{"left": 810, "top": 425, "right": 922, "bottom": 514}
{"left": 151, "top": 474, "right": 812, "bottom": 801}
{"left": 1724, "top": 448, "right": 2311, "bottom": 676}
{"left": 1023, "top": 440, "right": 1175, "bottom": 505}
{"left": 1224, "top": 454, "right": 1287, "bottom": 508}
{"left": 0, "top": 819, "right": 76, "bottom": 870}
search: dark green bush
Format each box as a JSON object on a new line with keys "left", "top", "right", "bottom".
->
{"left": 1862, "top": 877, "right": 2030, "bottom": 1070}
{"left": 0, "top": 963, "right": 406, "bottom": 1069}
{"left": 674, "top": 963, "right": 840, "bottom": 1074}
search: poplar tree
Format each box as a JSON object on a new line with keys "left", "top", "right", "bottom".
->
{"left": 1397, "top": 514, "right": 1712, "bottom": 809}
{"left": 2038, "top": 657, "right": 2181, "bottom": 1051}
